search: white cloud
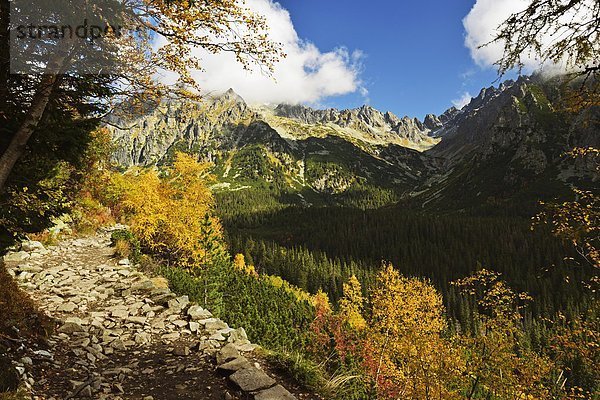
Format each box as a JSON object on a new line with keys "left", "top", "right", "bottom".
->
{"left": 463, "top": 0, "right": 529, "bottom": 69}
{"left": 158, "top": 0, "right": 366, "bottom": 105}
{"left": 452, "top": 92, "right": 473, "bottom": 109}
{"left": 463, "top": 0, "right": 593, "bottom": 73}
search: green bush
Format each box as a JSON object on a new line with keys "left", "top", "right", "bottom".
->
{"left": 160, "top": 263, "right": 315, "bottom": 351}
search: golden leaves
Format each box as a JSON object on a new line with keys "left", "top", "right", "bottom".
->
{"left": 534, "top": 158, "right": 599, "bottom": 272}
{"left": 338, "top": 275, "right": 366, "bottom": 330}
{"left": 115, "top": 152, "right": 224, "bottom": 271}
{"left": 233, "top": 253, "right": 258, "bottom": 277}
{"left": 364, "top": 263, "right": 461, "bottom": 399}
{"left": 107, "top": 0, "right": 284, "bottom": 111}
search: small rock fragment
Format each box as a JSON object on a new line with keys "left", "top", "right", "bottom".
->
{"left": 173, "top": 344, "right": 190, "bottom": 356}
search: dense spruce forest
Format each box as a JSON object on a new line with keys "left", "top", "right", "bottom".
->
{"left": 217, "top": 188, "right": 593, "bottom": 332}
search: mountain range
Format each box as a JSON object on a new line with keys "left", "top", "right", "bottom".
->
{"left": 109, "top": 75, "right": 599, "bottom": 212}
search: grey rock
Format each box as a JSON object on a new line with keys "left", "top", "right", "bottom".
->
{"left": 254, "top": 385, "right": 296, "bottom": 400}
{"left": 79, "top": 384, "right": 93, "bottom": 397}
{"left": 126, "top": 316, "right": 146, "bottom": 324}
{"left": 18, "top": 265, "right": 43, "bottom": 273}
{"left": 3, "top": 251, "right": 29, "bottom": 262}
{"left": 204, "top": 319, "right": 228, "bottom": 333}
{"left": 187, "top": 305, "right": 213, "bottom": 320}
{"left": 217, "top": 344, "right": 241, "bottom": 365}
{"left": 172, "top": 319, "right": 187, "bottom": 328}
{"left": 134, "top": 332, "right": 151, "bottom": 345}
{"left": 21, "top": 240, "right": 46, "bottom": 252}
{"left": 167, "top": 295, "right": 189, "bottom": 311}
{"left": 57, "top": 302, "right": 78, "bottom": 312}
{"left": 131, "top": 280, "right": 155, "bottom": 292}
{"left": 209, "top": 332, "right": 226, "bottom": 341}
{"left": 228, "top": 327, "right": 249, "bottom": 344}
{"left": 111, "top": 309, "right": 129, "bottom": 319}
{"left": 20, "top": 357, "right": 33, "bottom": 366}
{"left": 189, "top": 321, "right": 200, "bottom": 333}
{"left": 229, "top": 367, "right": 275, "bottom": 392}
{"left": 111, "top": 339, "right": 127, "bottom": 351}
{"left": 58, "top": 322, "right": 85, "bottom": 334}
{"left": 234, "top": 343, "right": 259, "bottom": 353}
{"left": 161, "top": 332, "right": 180, "bottom": 341}
{"left": 173, "top": 345, "right": 190, "bottom": 356}
{"left": 216, "top": 357, "right": 252, "bottom": 375}
{"left": 33, "top": 350, "right": 53, "bottom": 359}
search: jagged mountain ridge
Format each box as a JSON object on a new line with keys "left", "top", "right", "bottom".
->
{"left": 418, "top": 75, "right": 599, "bottom": 209}
{"left": 272, "top": 103, "right": 436, "bottom": 147}
{"left": 110, "top": 89, "right": 439, "bottom": 201}
{"left": 111, "top": 88, "right": 440, "bottom": 168}
{"left": 109, "top": 76, "right": 598, "bottom": 210}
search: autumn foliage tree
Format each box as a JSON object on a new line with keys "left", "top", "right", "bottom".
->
{"left": 535, "top": 149, "right": 599, "bottom": 273}
{"left": 0, "top": 0, "right": 283, "bottom": 192}
{"left": 490, "top": 0, "right": 599, "bottom": 108}
{"left": 310, "top": 281, "right": 363, "bottom": 362}
{"left": 114, "top": 152, "right": 227, "bottom": 272}
{"left": 233, "top": 253, "right": 258, "bottom": 277}
{"left": 454, "top": 269, "right": 561, "bottom": 399}
{"left": 360, "top": 264, "right": 463, "bottom": 400}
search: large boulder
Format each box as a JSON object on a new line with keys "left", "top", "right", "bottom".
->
{"left": 229, "top": 367, "right": 275, "bottom": 392}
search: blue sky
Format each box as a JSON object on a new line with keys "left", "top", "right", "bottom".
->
{"left": 192, "top": 0, "right": 527, "bottom": 120}
{"left": 277, "top": 0, "right": 511, "bottom": 119}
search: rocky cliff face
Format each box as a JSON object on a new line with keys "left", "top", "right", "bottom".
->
{"left": 108, "top": 76, "right": 598, "bottom": 210}
{"left": 111, "top": 90, "right": 439, "bottom": 168}
{"left": 108, "top": 89, "right": 438, "bottom": 201}
{"left": 273, "top": 103, "right": 435, "bottom": 146}
{"left": 111, "top": 89, "right": 257, "bottom": 167}
{"left": 418, "top": 76, "right": 599, "bottom": 209}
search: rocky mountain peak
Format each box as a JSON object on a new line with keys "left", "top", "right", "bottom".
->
{"left": 217, "top": 88, "right": 246, "bottom": 105}
{"left": 439, "top": 107, "right": 459, "bottom": 123}
{"left": 384, "top": 111, "right": 401, "bottom": 125}
{"left": 273, "top": 103, "right": 325, "bottom": 124}
{"left": 273, "top": 102, "right": 437, "bottom": 147}
{"left": 424, "top": 114, "right": 443, "bottom": 130}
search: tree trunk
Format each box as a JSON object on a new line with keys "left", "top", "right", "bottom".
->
{"left": 0, "top": 0, "right": 9, "bottom": 108}
{"left": 0, "top": 48, "right": 70, "bottom": 192}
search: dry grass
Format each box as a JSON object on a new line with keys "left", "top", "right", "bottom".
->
{"left": 113, "top": 239, "right": 132, "bottom": 259}
{"left": 151, "top": 276, "right": 169, "bottom": 289}
{"left": 0, "top": 388, "right": 30, "bottom": 399}
{"left": 27, "top": 231, "right": 59, "bottom": 247}
{"left": 0, "top": 262, "right": 52, "bottom": 339}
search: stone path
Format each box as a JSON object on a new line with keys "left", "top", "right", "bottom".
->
{"left": 3, "top": 228, "right": 299, "bottom": 399}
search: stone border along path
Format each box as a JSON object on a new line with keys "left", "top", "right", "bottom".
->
{"left": 3, "top": 227, "right": 298, "bottom": 399}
